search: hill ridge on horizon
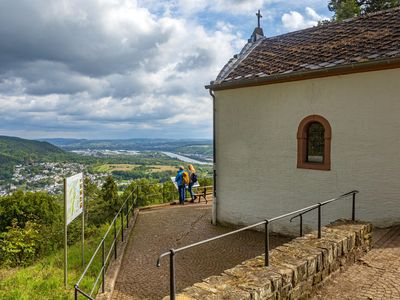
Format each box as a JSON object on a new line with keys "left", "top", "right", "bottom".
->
{"left": 0, "top": 136, "right": 67, "bottom": 181}
{"left": 38, "top": 136, "right": 212, "bottom": 151}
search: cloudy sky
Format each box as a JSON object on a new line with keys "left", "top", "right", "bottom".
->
{"left": 0, "top": 0, "right": 331, "bottom": 140}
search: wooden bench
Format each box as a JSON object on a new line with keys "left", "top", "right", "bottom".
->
{"left": 191, "top": 186, "right": 213, "bottom": 204}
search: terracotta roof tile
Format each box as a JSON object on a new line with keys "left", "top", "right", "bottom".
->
{"left": 215, "top": 7, "right": 400, "bottom": 85}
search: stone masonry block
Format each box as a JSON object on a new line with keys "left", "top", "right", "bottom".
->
{"left": 313, "top": 272, "right": 322, "bottom": 285}
{"left": 325, "top": 226, "right": 356, "bottom": 251}
{"left": 294, "top": 238, "right": 335, "bottom": 269}
{"left": 192, "top": 280, "right": 252, "bottom": 300}
{"left": 269, "top": 249, "right": 308, "bottom": 285}
{"left": 276, "top": 244, "right": 318, "bottom": 277}
{"left": 222, "top": 265, "right": 275, "bottom": 299}
{"left": 171, "top": 220, "right": 372, "bottom": 300}
{"left": 327, "top": 220, "right": 371, "bottom": 247}
{"left": 280, "top": 283, "right": 293, "bottom": 299}
{"left": 321, "top": 229, "right": 350, "bottom": 256}
{"left": 284, "top": 242, "right": 324, "bottom": 272}
{"left": 183, "top": 284, "right": 250, "bottom": 300}
{"left": 329, "top": 260, "right": 340, "bottom": 273}
{"left": 289, "top": 280, "right": 313, "bottom": 300}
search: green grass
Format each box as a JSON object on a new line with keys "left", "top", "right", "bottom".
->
{"left": 93, "top": 163, "right": 177, "bottom": 174}
{"left": 0, "top": 221, "right": 124, "bottom": 300}
{"left": 92, "top": 164, "right": 137, "bottom": 173}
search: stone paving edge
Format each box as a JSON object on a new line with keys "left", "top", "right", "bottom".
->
{"left": 96, "top": 208, "right": 140, "bottom": 300}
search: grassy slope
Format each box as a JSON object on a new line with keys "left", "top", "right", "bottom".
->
{"left": 0, "top": 222, "right": 117, "bottom": 300}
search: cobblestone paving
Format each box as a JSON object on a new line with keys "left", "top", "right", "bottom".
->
{"left": 111, "top": 202, "right": 291, "bottom": 300}
{"left": 312, "top": 225, "right": 400, "bottom": 300}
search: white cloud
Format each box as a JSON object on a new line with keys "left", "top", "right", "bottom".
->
{"left": 0, "top": 0, "right": 248, "bottom": 138}
{"left": 0, "top": 0, "right": 331, "bottom": 139}
{"left": 177, "top": 0, "right": 208, "bottom": 15}
{"left": 281, "top": 7, "right": 327, "bottom": 31}
{"left": 210, "top": 0, "right": 266, "bottom": 15}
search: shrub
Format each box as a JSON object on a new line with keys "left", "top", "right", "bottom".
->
{"left": 0, "top": 220, "right": 41, "bottom": 267}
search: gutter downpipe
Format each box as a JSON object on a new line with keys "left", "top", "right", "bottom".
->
{"left": 209, "top": 88, "right": 217, "bottom": 225}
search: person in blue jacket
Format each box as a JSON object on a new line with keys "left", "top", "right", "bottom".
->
{"left": 175, "top": 166, "right": 185, "bottom": 205}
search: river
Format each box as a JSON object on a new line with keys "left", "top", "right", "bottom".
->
{"left": 161, "top": 152, "right": 212, "bottom": 165}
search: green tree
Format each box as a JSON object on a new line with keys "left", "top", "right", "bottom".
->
{"left": 328, "top": 0, "right": 400, "bottom": 20}
{"left": 101, "top": 175, "right": 119, "bottom": 212}
{"left": 0, "top": 191, "right": 62, "bottom": 233}
{"left": 329, "top": 0, "right": 361, "bottom": 20}
{"left": 363, "top": 0, "right": 400, "bottom": 12}
{"left": 84, "top": 177, "right": 111, "bottom": 226}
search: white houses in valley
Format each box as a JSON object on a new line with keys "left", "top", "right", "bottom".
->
{"left": 206, "top": 8, "right": 400, "bottom": 233}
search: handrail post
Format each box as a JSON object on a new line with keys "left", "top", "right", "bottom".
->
{"left": 300, "top": 214, "right": 303, "bottom": 237}
{"left": 126, "top": 200, "right": 129, "bottom": 228}
{"left": 132, "top": 191, "right": 135, "bottom": 213}
{"left": 121, "top": 211, "right": 124, "bottom": 242}
{"left": 136, "top": 185, "right": 139, "bottom": 207}
{"left": 264, "top": 220, "right": 269, "bottom": 267}
{"left": 170, "top": 249, "right": 176, "bottom": 300}
{"left": 114, "top": 220, "right": 117, "bottom": 259}
{"left": 352, "top": 192, "right": 356, "bottom": 221}
{"left": 318, "top": 203, "right": 322, "bottom": 238}
{"left": 101, "top": 239, "right": 105, "bottom": 293}
{"left": 74, "top": 285, "right": 78, "bottom": 300}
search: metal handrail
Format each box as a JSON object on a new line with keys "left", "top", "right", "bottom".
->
{"left": 289, "top": 190, "right": 358, "bottom": 236}
{"left": 140, "top": 184, "right": 213, "bottom": 203}
{"left": 74, "top": 181, "right": 212, "bottom": 299}
{"left": 74, "top": 186, "right": 138, "bottom": 300}
{"left": 157, "top": 190, "right": 359, "bottom": 300}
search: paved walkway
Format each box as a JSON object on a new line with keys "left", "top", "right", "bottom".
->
{"left": 312, "top": 225, "right": 400, "bottom": 299}
{"left": 111, "top": 201, "right": 291, "bottom": 299}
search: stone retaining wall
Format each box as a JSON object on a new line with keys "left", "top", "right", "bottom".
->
{"left": 166, "top": 220, "right": 372, "bottom": 300}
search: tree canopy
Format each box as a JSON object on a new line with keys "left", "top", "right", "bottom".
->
{"left": 328, "top": 0, "right": 400, "bottom": 20}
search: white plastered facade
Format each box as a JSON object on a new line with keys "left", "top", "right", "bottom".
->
{"left": 214, "top": 68, "right": 400, "bottom": 234}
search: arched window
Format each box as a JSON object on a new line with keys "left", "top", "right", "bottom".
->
{"left": 297, "top": 115, "right": 331, "bottom": 170}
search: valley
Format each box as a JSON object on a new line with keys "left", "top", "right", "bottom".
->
{"left": 0, "top": 136, "right": 213, "bottom": 196}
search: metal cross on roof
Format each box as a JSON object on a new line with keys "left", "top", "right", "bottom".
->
{"left": 256, "top": 10, "right": 262, "bottom": 28}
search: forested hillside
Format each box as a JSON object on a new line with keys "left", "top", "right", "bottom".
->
{"left": 0, "top": 136, "right": 65, "bottom": 160}
{"left": 0, "top": 136, "right": 68, "bottom": 180}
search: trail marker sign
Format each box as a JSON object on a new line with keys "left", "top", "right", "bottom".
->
{"left": 64, "top": 172, "right": 85, "bottom": 287}
{"left": 65, "top": 173, "right": 83, "bottom": 224}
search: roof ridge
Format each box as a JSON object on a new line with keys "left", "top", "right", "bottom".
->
{"left": 214, "top": 38, "right": 265, "bottom": 84}
{"left": 266, "top": 6, "right": 400, "bottom": 42}
{"left": 207, "top": 6, "right": 400, "bottom": 90}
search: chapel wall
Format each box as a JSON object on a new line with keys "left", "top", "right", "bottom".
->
{"left": 215, "top": 68, "right": 400, "bottom": 234}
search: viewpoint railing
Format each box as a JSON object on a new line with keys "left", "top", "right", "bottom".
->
{"left": 73, "top": 181, "right": 213, "bottom": 299}
{"left": 74, "top": 187, "right": 139, "bottom": 300}
{"left": 157, "top": 190, "right": 359, "bottom": 300}
{"left": 136, "top": 181, "right": 213, "bottom": 205}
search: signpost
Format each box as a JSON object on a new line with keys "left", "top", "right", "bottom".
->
{"left": 64, "top": 173, "right": 84, "bottom": 287}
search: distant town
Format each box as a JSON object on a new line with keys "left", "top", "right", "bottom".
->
{"left": 0, "top": 162, "right": 108, "bottom": 196}
{"left": 0, "top": 137, "right": 213, "bottom": 196}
